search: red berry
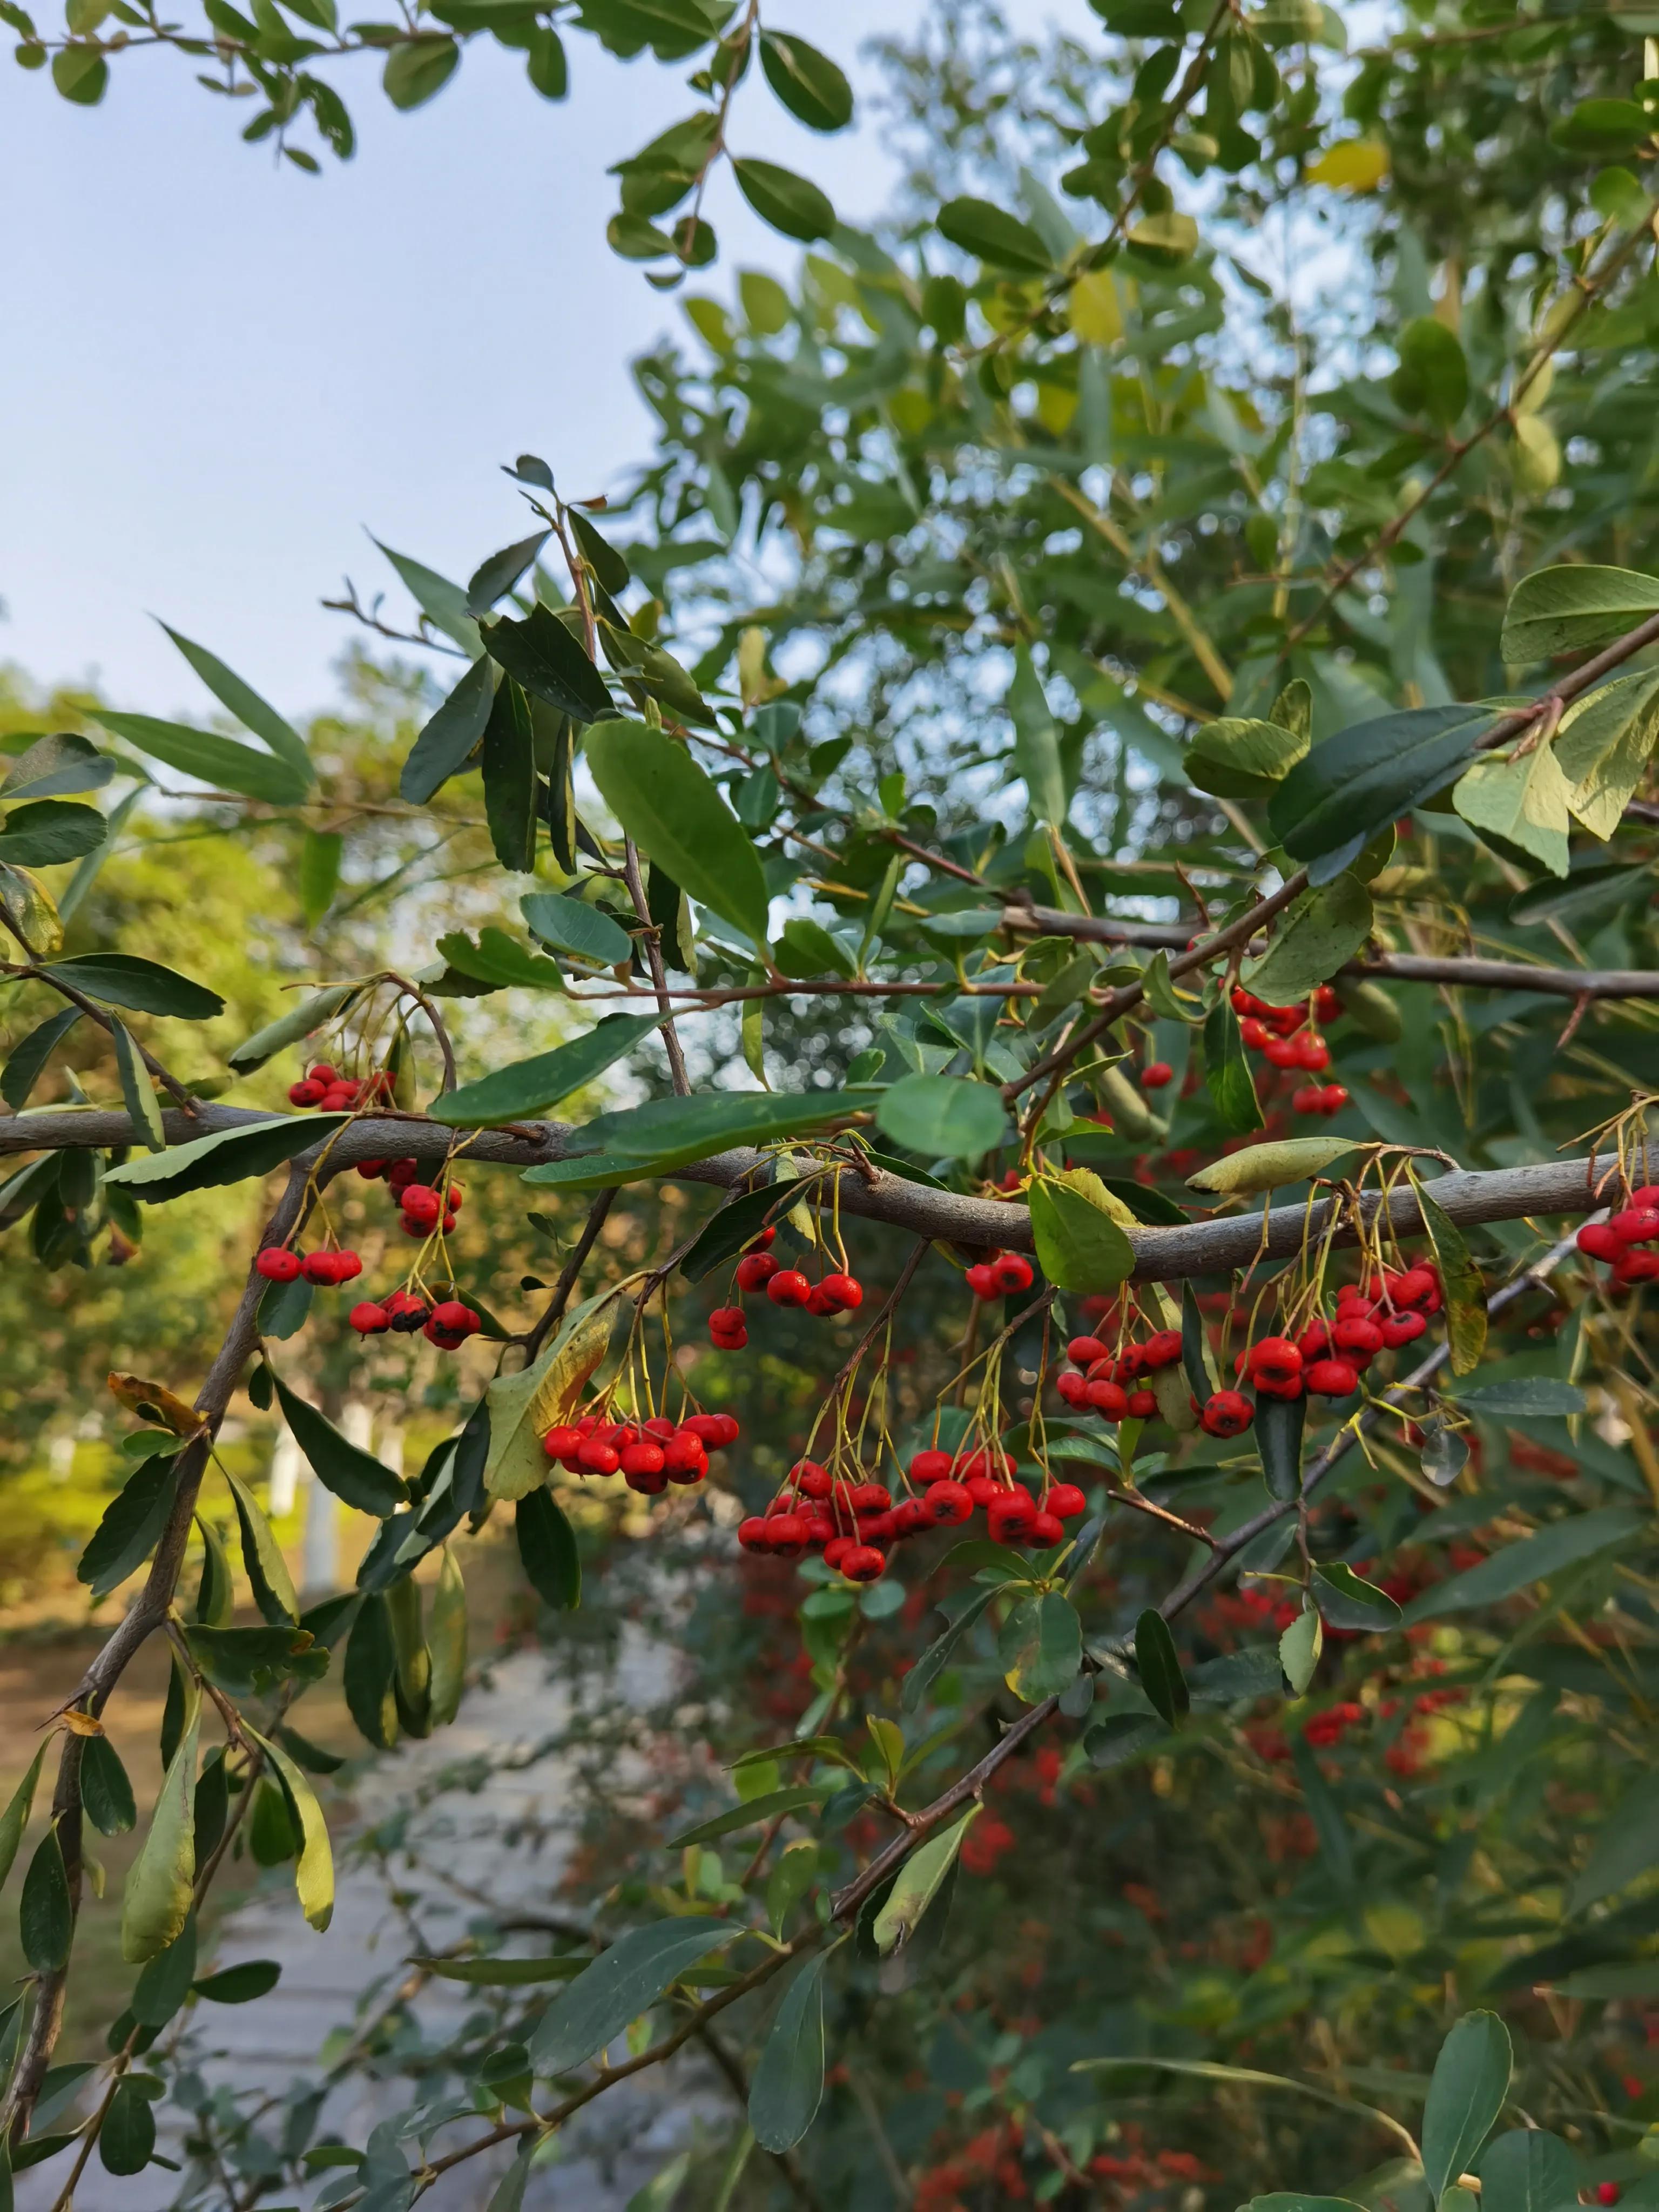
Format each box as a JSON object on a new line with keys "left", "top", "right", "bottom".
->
{"left": 1314, "top": 986, "right": 1340, "bottom": 1022}
{"left": 664, "top": 1432, "right": 708, "bottom": 1482}
{"left": 1332, "top": 1315, "right": 1384, "bottom": 1360}
{"left": 849, "top": 1482, "right": 891, "bottom": 1513}
{"left": 1144, "top": 1330, "right": 1183, "bottom": 1370}
{"left": 820, "top": 1271, "right": 863, "bottom": 1311}
{"left": 348, "top": 1301, "right": 389, "bottom": 1336}
{"left": 1319, "top": 1085, "right": 1350, "bottom": 1114}
{"left": 1030, "top": 1510, "right": 1065, "bottom": 1545}
{"left": 1577, "top": 1222, "right": 1623, "bottom": 1262}
{"left": 1247, "top": 1336, "right": 1302, "bottom": 1388}
{"left": 1615, "top": 1250, "right": 1659, "bottom": 1284}
{"left": 738, "top": 1516, "right": 771, "bottom": 1553}
{"left": 710, "top": 1305, "right": 745, "bottom": 1336}
{"left": 387, "top": 1158, "right": 421, "bottom": 1189}
{"left": 1056, "top": 1370, "right": 1089, "bottom": 1407}
{"left": 823, "top": 1536, "right": 855, "bottom": 1571}
{"left": 734, "top": 1251, "right": 778, "bottom": 1293}
{"left": 1294, "top": 1033, "right": 1331, "bottom": 1072}
{"left": 988, "top": 1493, "right": 1040, "bottom": 1542}
{"left": 1231, "top": 988, "right": 1264, "bottom": 1016}
{"left": 335, "top": 1249, "right": 363, "bottom": 1282}
{"left": 767, "top": 1269, "right": 812, "bottom": 1308}
{"left": 1297, "top": 1319, "right": 1331, "bottom": 1360}
{"left": 1200, "top": 1390, "right": 1253, "bottom": 1438}
{"left": 385, "top": 1290, "right": 429, "bottom": 1334}
{"left": 710, "top": 1323, "right": 748, "bottom": 1350}
{"left": 909, "top": 1449, "right": 954, "bottom": 1484}
{"left": 806, "top": 1286, "right": 837, "bottom": 1317}
{"left": 965, "top": 1263, "right": 999, "bottom": 1300}
{"left": 543, "top": 1424, "right": 583, "bottom": 1460}
{"left": 1046, "top": 1483, "right": 1088, "bottom": 1518}
{"left": 423, "top": 1320, "right": 469, "bottom": 1351}
{"left": 992, "top": 1252, "right": 1034, "bottom": 1294}
{"left": 924, "top": 1479, "right": 973, "bottom": 1525}
{"left": 1613, "top": 1206, "right": 1659, "bottom": 1245}
{"left": 307, "top": 1062, "right": 338, "bottom": 1084}
{"left": 444, "top": 1184, "right": 463, "bottom": 1211}
{"left": 256, "top": 1247, "right": 301, "bottom": 1282}
{"left": 768, "top": 1513, "right": 810, "bottom": 1561}
{"left": 1139, "top": 1061, "right": 1173, "bottom": 1090}
{"left": 1240, "top": 1017, "right": 1269, "bottom": 1050}
{"left": 709, "top": 1413, "right": 739, "bottom": 1447}
{"left": 1292, "top": 1085, "right": 1325, "bottom": 1116}
{"left": 430, "top": 1299, "right": 474, "bottom": 1334}
{"left": 839, "top": 1543, "right": 886, "bottom": 1583}
{"left": 1380, "top": 1312, "right": 1427, "bottom": 1347}
{"left": 892, "top": 1499, "right": 932, "bottom": 1538}
{"left": 623, "top": 1461, "right": 668, "bottom": 1497}
{"left": 1086, "top": 1377, "right": 1128, "bottom": 1419}
{"left": 287, "top": 1079, "right": 326, "bottom": 1108}
{"left": 1125, "top": 1388, "right": 1158, "bottom": 1418}
{"left": 401, "top": 1186, "right": 442, "bottom": 1228}
{"left": 356, "top": 1159, "right": 388, "bottom": 1181}
{"left": 748, "top": 1225, "right": 777, "bottom": 1249}
{"left": 577, "top": 1439, "right": 619, "bottom": 1475}
{"left": 1305, "top": 1358, "right": 1359, "bottom": 1397}
{"left": 1067, "top": 1335, "right": 1108, "bottom": 1368}
{"left": 792, "top": 1459, "right": 832, "bottom": 1497}
{"left": 301, "top": 1250, "right": 342, "bottom": 1286}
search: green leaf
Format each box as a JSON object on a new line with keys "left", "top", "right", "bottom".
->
{"left": 758, "top": 28, "right": 851, "bottom": 130}
{"left": 679, "top": 1183, "right": 789, "bottom": 1282}
{"left": 159, "top": 625, "right": 313, "bottom": 786}
{"left": 246, "top": 1727, "right": 335, "bottom": 1930}
{"left": 42, "top": 952, "right": 223, "bottom": 1020}
{"left": 1421, "top": 2012, "right": 1512, "bottom": 2200}
{"left": 1182, "top": 1280, "right": 1216, "bottom": 1403}
{"left": 1500, "top": 564, "right": 1659, "bottom": 662}
{"left": 1567, "top": 1770, "right": 1659, "bottom": 1911}
{"left": 1270, "top": 705, "right": 1493, "bottom": 861}
{"left": 1183, "top": 716, "right": 1308, "bottom": 801}
{"left": 110, "top": 1018, "right": 165, "bottom": 1152}
{"left": 1000, "top": 1591, "right": 1082, "bottom": 1702}
{"left": 272, "top": 1375, "right": 405, "bottom": 1518}
{"left": 748, "top": 1952, "right": 828, "bottom": 2153}
{"left": 343, "top": 1594, "right": 397, "bottom": 1749}
{"left": 400, "top": 655, "right": 495, "bottom": 805}
{"left": 667, "top": 1785, "right": 824, "bottom": 1848}
{"left": 1412, "top": 1176, "right": 1486, "bottom": 1374}
{"left": 226, "top": 984, "right": 362, "bottom": 1073}
{"left": 78, "top": 1455, "right": 180, "bottom": 1602}
{"left": 0, "top": 1745, "right": 46, "bottom": 1893}
{"left": 431, "top": 1012, "right": 666, "bottom": 1128}
{"left": 1475, "top": 2129, "right": 1576, "bottom": 2212}
{"left": 1553, "top": 668, "right": 1659, "bottom": 840}
{"left": 0, "top": 799, "right": 106, "bottom": 868}
{"left": 467, "top": 529, "right": 552, "bottom": 619}
{"left": 99, "top": 2078, "right": 157, "bottom": 2177}
{"left": 0, "top": 731, "right": 112, "bottom": 802}
{"left": 585, "top": 720, "right": 770, "bottom": 946}
{"left": 775, "top": 915, "right": 856, "bottom": 980}
{"left": 1453, "top": 744, "right": 1573, "bottom": 877}
{"left": 480, "top": 675, "right": 537, "bottom": 874}
{"left": 1008, "top": 647, "right": 1068, "bottom": 826}
{"left": 77, "top": 1733, "right": 134, "bottom": 1846}
{"left": 732, "top": 157, "right": 835, "bottom": 241}
{"left": 515, "top": 1487, "right": 581, "bottom": 1611}
{"left": 481, "top": 605, "right": 614, "bottom": 724}
{"left": 1280, "top": 1603, "right": 1322, "bottom": 1694}
{"left": 549, "top": 1090, "right": 867, "bottom": 1180}
{"left": 1135, "top": 1608, "right": 1189, "bottom": 1728}
{"left": 1202, "top": 999, "right": 1263, "bottom": 1134}
{"left": 938, "top": 194, "right": 1053, "bottom": 272}
{"left": 1454, "top": 1378, "right": 1584, "bottom": 1417}
{"left": 19, "top": 1827, "right": 71, "bottom": 1973}
{"left": 1400, "top": 1506, "right": 1642, "bottom": 1623}
{"left": 223, "top": 1467, "right": 299, "bottom": 1624}
{"left": 1187, "top": 1136, "right": 1359, "bottom": 1196}
{"left": 1257, "top": 1391, "right": 1305, "bottom": 1503}
{"left": 1390, "top": 315, "right": 1469, "bottom": 428}
{"left": 121, "top": 1690, "right": 200, "bottom": 1963}
{"left": 186, "top": 1622, "right": 324, "bottom": 1697}
{"left": 527, "top": 1918, "right": 738, "bottom": 2074}
{"left": 105, "top": 1112, "right": 346, "bottom": 1201}
{"left": 435, "top": 927, "right": 566, "bottom": 992}
{"left": 570, "top": 510, "right": 629, "bottom": 594}
{"left": 0, "top": 860, "right": 64, "bottom": 957}
{"left": 428, "top": 1545, "right": 468, "bottom": 1727}
{"left": 2, "top": 1006, "right": 80, "bottom": 1110}
{"left": 1028, "top": 1178, "right": 1133, "bottom": 1292}
{"left": 485, "top": 1291, "right": 617, "bottom": 1499}
{"left": 871, "top": 1808, "right": 979, "bottom": 1953}
{"left": 901, "top": 1587, "right": 997, "bottom": 1713}
{"left": 193, "top": 1959, "right": 282, "bottom": 2003}
{"left": 131, "top": 1911, "right": 197, "bottom": 2025}
{"left": 1550, "top": 95, "right": 1649, "bottom": 154}
{"left": 372, "top": 538, "right": 481, "bottom": 653}
{"left": 521, "top": 890, "right": 633, "bottom": 965}
{"left": 1312, "top": 1562, "right": 1401, "bottom": 1631}
{"left": 1125, "top": 209, "right": 1198, "bottom": 262}
{"left": 875, "top": 1074, "right": 1007, "bottom": 1159}
{"left": 90, "top": 709, "right": 310, "bottom": 806}
{"left": 1241, "top": 874, "right": 1374, "bottom": 1001}
{"left": 412, "top": 1953, "right": 586, "bottom": 1985}
{"left": 383, "top": 30, "right": 458, "bottom": 105}
{"left": 299, "top": 828, "right": 341, "bottom": 926}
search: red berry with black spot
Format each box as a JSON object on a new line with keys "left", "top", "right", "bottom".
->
{"left": 288, "top": 1079, "right": 326, "bottom": 1108}
{"left": 820, "top": 1271, "right": 863, "bottom": 1312}
{"left": 965, "top": 1263, "right": 998, "bottom": 1300}
{"left": 992, "top": 1252, "right": 1034, "bottom": 1294}
{"left": 256, "top": 1247, "right": 301, "bottom": 1282}
{"left": 1046, "top": 1483, "right": 1088, "bottom": 1519}
{"left": 735, "top": 1251, "right": 778, "bottom": 1293}
{"left": 839, "top": 1543, "right": 886, "bottom": 1583}
{"left": 924, "top": 1479, "right": 973, "bottom": 1525}
{"left": 349, "top": 1301, "right": 389, "bottom": 1336}
{"left": 909, "top": 1449, "right": 954, "bottom": 1485}
{"left": 767, "top": 1269, "right": 811, "bottom": 1308}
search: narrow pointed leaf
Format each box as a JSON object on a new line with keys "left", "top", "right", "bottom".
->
{"left": 515, "top": 1488, "right": 581, "bottom": 1611}
{"left": 527, "top": 1918, "right": 738, "bottom": 2074}
{"left": 748, "top": 1952, "right": 828, "bottom": 2153}
{"left": 871, "top": 1807, "right": 979, "bottom": 1954}
{"left": 110, "top": 1019, "right": 165, "bottom": 1151}
{"left": 1422, "top": 2011, "right": 1513, "bottom": 2198}
{"left": 400, "top": 655, "right": 496, "bottom": 805}
{"left": 159, "top": 625, "right": 314, "bottom": 784}
{"left": 272, "top": 1374, "right": 405, "bottom": 1517}
{"left": 430, "top": 1011, "right": 666, "bottom": 1127}
{"left": 121, "top": 1691, "right": 200, "bottom": 1962}
{"left": 585, "top": 720, "right": 770, "bottom": 945}
{"left": 246, "top": 1727, "right": 335, "bottom": 1930}
{"left": 90, "top": 710, "right": 310, "bottom": 806}
{"left": 224, "top": 1467, "right": 300, "bottom": 1623}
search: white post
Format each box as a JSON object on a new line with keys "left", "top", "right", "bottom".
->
{"left": 268, "top": 1427, "right": 304, "bottom": 1519}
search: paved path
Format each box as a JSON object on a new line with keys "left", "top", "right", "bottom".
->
{"left": 23, "top": 1638, "right": 724, "bottom": 2210}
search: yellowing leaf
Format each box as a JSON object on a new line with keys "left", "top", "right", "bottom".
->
{"left": 1187, "top": 1136, "right": 1363, "bottom": 1196}
{"left": 1555, "top": 669, "right": 1659, "bottom": 840}
{"left": 1068, "top": 269, "right": 1123, "bottom": 347}
{"left": 485, "top": 1289, "right": 621, "bottom": 1500}
{"left": 107, "top": 1373, "right": 206, "bottom": 1436}
{"left": 246, "top": 1727, "right": 334, "bottom": 1931}
{"left": 1452, "top": 743, "right": 1573, "bottom": 877}
{"left": 1307, "top": 139, "right": 1390, "bottom": 191}
{"left": 121, "top": 1691, "right": 199, "bottom": 1963}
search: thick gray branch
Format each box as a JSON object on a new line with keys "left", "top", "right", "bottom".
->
{"left": 0, "top": 1105, "right": 1612, "bottom": 1279}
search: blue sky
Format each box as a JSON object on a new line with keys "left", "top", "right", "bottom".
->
{"left": 1, "top": 3, "right": 1092, "bottom": 723}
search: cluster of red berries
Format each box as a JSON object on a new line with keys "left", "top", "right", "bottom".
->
{"left": 1576, "top": 1190, "right": 1659, "bottom": 1288}
{"left": 286, "top": 1062, "right": 393, "bottom": 1112}
{"left": 542, "top": 1408, "right": 735, "bottom": 1491}
{"left": 346, "top": 1156, "right": 466, "bottom": 1240}
{"left": 965, "top": 1250, "right": 1036, "bottom": 1301}
{"left": 1230, "top": 987, "right": 1350, "bottom": 1117}
{"left": 350, "top": 1292, "right": 482, "bottom": 1350}
{"left": 256, "top": 1245, "right": 362, "bottom": 1288}
{"left": 1054, "top": 1328, "right": 1183, "bottom": 1419}
{"left": 708, "top": 1230, "right": 866, "bottom": 1349}
{"left": 739, "top": 1445, "right": 1088, "bottom": 1583}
